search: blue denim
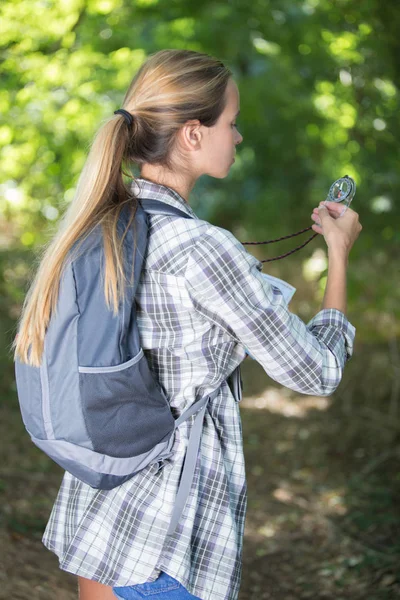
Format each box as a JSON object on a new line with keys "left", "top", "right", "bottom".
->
{"left": 113, "top": 570, "right": 202, "bottom": 599}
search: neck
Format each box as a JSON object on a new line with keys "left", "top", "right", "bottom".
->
{"left": 139, "top": 165, "right": 196, "bottom": 204}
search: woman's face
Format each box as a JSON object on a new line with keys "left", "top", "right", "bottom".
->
{"left": 201, "top": 78, "right": 243, "bottom": 178}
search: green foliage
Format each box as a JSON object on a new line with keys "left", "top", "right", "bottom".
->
{"left": 0, "top": 0, "right": 399, "bottom": 337}
{"left": 1, "top": 5, "right": 399, "bottom": 596}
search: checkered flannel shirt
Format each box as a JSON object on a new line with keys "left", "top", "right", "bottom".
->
{"left": 42, "top": 178, "right": 356, "bottom": 600}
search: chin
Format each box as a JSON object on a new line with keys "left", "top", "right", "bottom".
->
{"left": 207, "top": 166, "right": 232, "bottom": 179}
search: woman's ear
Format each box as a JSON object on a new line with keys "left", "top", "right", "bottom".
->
{"left": 179, "top": 120, "right": 203, "bottom": 152}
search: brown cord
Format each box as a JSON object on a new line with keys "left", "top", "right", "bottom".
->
{"left": 241, "top": 225, "right": 318, "bottom": 262}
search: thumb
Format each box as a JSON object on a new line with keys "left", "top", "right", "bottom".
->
{"left": 317, "top": 205, "right": 330, "bottom": 218}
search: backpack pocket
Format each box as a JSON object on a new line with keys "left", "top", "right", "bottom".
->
{"left": 78, "top": 350, "right": 175, "bottom": 458}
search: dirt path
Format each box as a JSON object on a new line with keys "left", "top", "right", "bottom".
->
{"left": 1, "top": 347, "right": 399, "bottom": 599}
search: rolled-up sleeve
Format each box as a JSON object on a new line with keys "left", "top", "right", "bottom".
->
{"left": 184, "top": 225, "right": 356, "bottom": 397}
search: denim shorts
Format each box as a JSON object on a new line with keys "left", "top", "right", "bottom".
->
{"left": 112, "top": 570, "right": 202, "bottom": 599}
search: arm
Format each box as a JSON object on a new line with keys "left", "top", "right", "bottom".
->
{"left": 184, "top": 226, "right": 356, "bottom": 397}
{"left": 322, "top": 250, "right": 348, "bottom": 313}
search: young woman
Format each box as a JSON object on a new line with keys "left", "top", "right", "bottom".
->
{"left": 13, "top": 49, "right": 361, "bottom": 600}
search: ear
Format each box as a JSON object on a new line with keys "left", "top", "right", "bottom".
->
{"left": 179, "top": 119, "right": 203, "bottom": 152}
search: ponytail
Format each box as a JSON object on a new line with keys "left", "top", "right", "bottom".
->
{"left": 13, "top": 114, "right": 137, "bottom": 367}
{"left": 13, "top": 49, "right": 231, "bottom": 366}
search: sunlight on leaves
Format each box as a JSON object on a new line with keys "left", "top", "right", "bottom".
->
{"left": 252, "top": 37, "right": 281, "bottom": 56}
{"left": 302, "top": 249, "right": 327, "bottom": 282}
{"left": 241, "top": 387, "right": 332, "bottom": 417}
{"left": 370, "top": 196, "right": 392, "bottom": 213}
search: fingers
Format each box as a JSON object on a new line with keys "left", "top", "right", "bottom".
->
{"left": 311, "top": 213, "right": 321, "bottom": 224}
{"left": 317, "top": 205, "right": 329, "bottom": 218}
{"left": 311, "top": 222, "right": 323, "bottom": 234}
{"left": 319, "top": 201, "right": 347, "bottom": 212}
{"left": 320, "top": 201, "right": 361, "bottom": 222}
{"left": 310, "top": 213, "right": 323, "bottom": 233}
{"left": 322, "top": 201, "right": 349, "bottom": 218}
{"left": 313, "top": 202, "right": 349, "bottom": 219}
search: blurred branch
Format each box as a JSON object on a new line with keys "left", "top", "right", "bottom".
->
{"left": 46, "top": 7, "right": 87, "bottom": 54}
{"left": 360, "top": 406, "right": 400, "bottom": 431}
{"left": 388, "top": 314, "right": 400, "bottom": 420}
{"left": 357, "top": 447, "right": 400, "bottom": 479}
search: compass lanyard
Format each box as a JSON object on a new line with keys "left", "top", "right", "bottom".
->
{"left": 242, "top": 175, "right": 356, "bottom": 262}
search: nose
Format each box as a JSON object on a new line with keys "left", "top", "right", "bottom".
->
{"left": 235, "top": 131, "right": 243, "bottom": 145}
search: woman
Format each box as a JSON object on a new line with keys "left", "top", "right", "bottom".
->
{"left": 13, "top": 49, "right": 361, "bottom": 600}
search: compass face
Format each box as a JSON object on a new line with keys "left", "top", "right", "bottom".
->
{"left": 327, "top": 176, "right": 356, "bottom": 206}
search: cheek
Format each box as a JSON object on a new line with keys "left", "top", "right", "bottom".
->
{"left": 220, "top": 129, "right": 234, "bottom": 149}
{"left": 203, "top": 128, "right": 232, "bottom": 162}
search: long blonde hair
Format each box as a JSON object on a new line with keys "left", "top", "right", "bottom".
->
{"left": 13, "top": 49, "right": 232, "bottom": 367}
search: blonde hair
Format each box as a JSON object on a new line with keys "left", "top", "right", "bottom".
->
{"left": 13, "top": 49, "right": 232, "bottom": 367}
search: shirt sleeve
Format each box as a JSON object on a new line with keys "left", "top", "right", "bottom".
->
{"left": 184, "top": 225, "right": 356, "bottom": 397}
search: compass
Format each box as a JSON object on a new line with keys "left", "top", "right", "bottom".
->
{"left": 326, "top": 175, "right": 356, "bottom": 208}
{"left": 241, "top": 174, "right": 357, "bottom": 262}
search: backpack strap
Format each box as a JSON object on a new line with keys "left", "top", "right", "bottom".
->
{"left": 166, "top": 386, "right": 220, "bottom": 537}
{"left": 139, "top": 198, "right": 193, "bottom": 219}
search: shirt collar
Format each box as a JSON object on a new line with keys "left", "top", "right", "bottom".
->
{"left": 132, "top": 177, "right": 199, "bottom": 220}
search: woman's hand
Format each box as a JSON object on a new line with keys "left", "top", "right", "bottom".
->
{"left": 311, "top": 201, "right": 362, "bottom": 257}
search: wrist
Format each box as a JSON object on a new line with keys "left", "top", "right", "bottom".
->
{"left": 327, "top": 246, "right": 349, "bottom": 264}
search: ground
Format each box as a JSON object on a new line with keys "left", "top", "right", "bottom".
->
{"left": 1, "top": 342, "right": 399, "bottom": 599}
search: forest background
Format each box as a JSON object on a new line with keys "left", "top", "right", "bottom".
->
{"left": 0, "top": 0, "right": 399, "bottom": 598}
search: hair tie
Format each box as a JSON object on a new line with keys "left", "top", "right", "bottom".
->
{"left": 114, "top": 109, "right": 134, "bottom": 127}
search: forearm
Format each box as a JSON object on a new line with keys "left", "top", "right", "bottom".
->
{"left": 322, "top": 250, "right": 348, "bottom": 314}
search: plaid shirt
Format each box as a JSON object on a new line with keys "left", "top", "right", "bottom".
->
{"left": 42, "top": 178, "right": 356, "bottom": 599}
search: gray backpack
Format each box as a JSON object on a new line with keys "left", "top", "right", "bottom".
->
{"left": 14, "top": 198, "right": 242, "bottom": 537}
